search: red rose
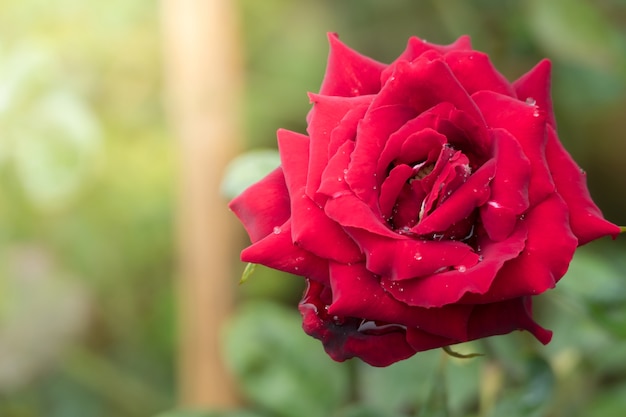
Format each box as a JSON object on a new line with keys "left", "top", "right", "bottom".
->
{"left": 230, "top": 34, "right": 619, "bottom": 366}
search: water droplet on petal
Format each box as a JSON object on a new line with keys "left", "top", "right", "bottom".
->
{"left": 525, "top": 97, "right": 536, "bottom": 106}
{"left": 533, "top": 109, "right": 540, "bottom": 117}
{"left": 458, "top": 265, "right": 467, "bottom": 272}
{"left": 273, "top": 226, "right": 281, "bottom": 234}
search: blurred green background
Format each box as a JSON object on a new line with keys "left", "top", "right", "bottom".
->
{"left": 0, "top": 1, "right": 625, "bottom": 416}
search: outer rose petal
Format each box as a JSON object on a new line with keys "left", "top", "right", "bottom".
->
{"left": 513, "top": 59, "right": 556, "bottom": 127}
{"left": 300, "top": 280, "right": 416, "bottom": 367}
{"left": 385, "top": 35, "right": 472, "bottom": 75}
{"left": 467, "top": 298, "right": 552, "bottom": 345}
{"left": 405, "top": 35, "right": 472, "bottom": 59}
{"left": 278, "top": 128, "right": 362, "bottom": 263}
{"left": 327, "top": 262, "right": 474, "bottom": 340}
{"left": 472, "top": 90, "right": 555, "bottom": 205}
{"left": 306, "top": 94, "right": 373, "bottom": 204}
{"left": 545, "top": 125, "right": 619, "bottom": 244}
{"left": 319, "top": 33, "right": 386, "bottom": 97}
{"left": 242, "top": 220, "right": 330, "bottom": 284}
{"left": 444, "top": 51, "right": 515, "bottom": 96}
{"left": 229, "top": 167, "right": 290, "bottom": 243}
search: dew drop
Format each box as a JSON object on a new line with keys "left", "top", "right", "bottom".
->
{"left": 273, "top": 226, "right": 281, "bottom": 234}
{"left": 525, "top": 97, "right": 536, "bottom": 106}
{"left": 337, "top": 177, "right": 343, "bottom": 182}
{"left": 343, "top": 169, "right": 348, "bottom": 174}
{"left": 487, "top": 200, "right": 503, "bottom": 209}
{"left": 533, "top": 109, "right": 540, "bottom": 117}
{"left": 458, "top": 265, "right": 467, "bottom": 272}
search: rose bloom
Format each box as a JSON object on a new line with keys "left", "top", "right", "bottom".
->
{"left": 230, "top": 34, "right": 619, "bottom": 366}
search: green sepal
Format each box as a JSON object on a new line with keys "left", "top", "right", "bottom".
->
{"left": 239, "top": 263, "right": 257, "bottom": 285}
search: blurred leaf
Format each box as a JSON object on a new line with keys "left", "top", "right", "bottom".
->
{"left": 487, "top": 355, "right": 555, "bottom": 417}
{"left": 224, "top": 301, "right": 350, "bottom": 417}
{"left": 333, "top": 405, "right": 385, "bottom": 417}
{"left": 527, "top": 0, "right": 626, "bottom": 72}
{"left": 0, "top": 245, "right": 90, "bottom": 393}
{"left": 155, "top": 410, "right": 265, "bottom": 417}
{"left": 358, "top": 349, "right": 439, "bottom": 415}
{"left": 0, "top": 42, "right": 102, "bottom": 209}
{"left": 221, "top": 149, "right": 280, "bottom": 199}
{"left": 12, "top": 90, "right": 102, "bottom": 208}
{"left": 418, "top": 354, "right": 449, "bottom": 417}
{"left": 585, "top": 383, "right": 626, "bottom": 417}
{"left": 561, "top": 249, "right": 626, "bottom": 303}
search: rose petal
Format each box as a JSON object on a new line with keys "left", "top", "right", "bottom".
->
{"left": 306, "top": 94, "right": 373, "bottom": 204}
{"left": 229, "top": 167, "right": 290, "bottom": 243}
{"left": 472, "top": 90, "right": 555, "bottom": 205}
{"left": 380, "top": 36, "right": 473, "bottom": 85}
{"left": 414, "top": 158, "right": 495, "bottom": 235}
{"left": 467, "top": 297, "right": 552, "bottom": 345}
{"left": 377, "top": 103, "right": 454, "bottom": 174}
{"left": 346, "top": 104, "right": 417, "bottom": 206}
{"left": 405, "top": 328, "right": 458, "bottom": 353}
{"left": 327, "top": 262, "right": 474, "bottom": 341}
{"left": 242, "top": 219, "right": 330, "bottom": 284}
{"left": 444, "top": 51, "right": 515, "bottom": 96}
{"left": 345, "top": 227, "right": 478, "bottom": 280}
{"left": 513, "top": 59, "right": 556, "bottom": 127}
{"left": 277, "top": 129, "right": 310, "bottom": 191}
{"left": 396, "top": 35, "right": 472, "bottom": 62}
{"left": 381, "top": 225, "right": 527, "bottom": 308}
{"left": 327, "top": 100, "right": 371, "bottom": 157}
{"left": 545, "top": 125, "right": 619, "bottom": 244}
{"left": 379, "top": 164, "right": 415, "bottom": 220}
{"left": 278, "top": 128, "right": 362, "bottom": 263}
{"left": 397, "top": 128, "right": 449, "bottom": 167}
{"left": 462, "top": 193, "right": 577, "bottom": 304}
{"left": 375, "top": 56, "right": 485, "bottom": 125}
{"left": 325, "top": 192, "right": 397, "bottom": 238}
{"left": 319, "top": 33, "right": 386, "bottom": 97}
{"left": 299, "top": 280, "right": 416, "bottom": 366}
{"left": 480, "top": 128, "right": 531, "bottom": 241}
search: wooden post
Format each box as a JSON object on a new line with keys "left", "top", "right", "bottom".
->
{"left": 161, "top": 0, "right": 242, "bottom": 408}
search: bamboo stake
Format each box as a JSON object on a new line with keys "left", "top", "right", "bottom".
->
{"left": 161, "top": 0, "right": 242, "bottom": 408}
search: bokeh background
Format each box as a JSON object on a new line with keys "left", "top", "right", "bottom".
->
{"left": 0, "top": 1, "right": 625, "bottom": 416}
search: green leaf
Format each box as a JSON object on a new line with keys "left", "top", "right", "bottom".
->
{"left": 221, "top": 149, "right": 280, "bottom": 199}
{"left": 560, "top": 249, "right": 626, "bottom": 304}
{"left": 333, "top": 405, "right": 385, "bottom": 417}
{"left": 154, "top": 410, "right": 265, "bottom": 417}
{"left": 487, "top": 355, "right": 555, "bottom": 417}
{"left": 527, "top": 0, "right": 626, "bottom": 72}
{"left": 357, "top": 349, "right": 440, "bottom": 415}
{"left": 223, "top": 301, "right": 350, "bottom": 417}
